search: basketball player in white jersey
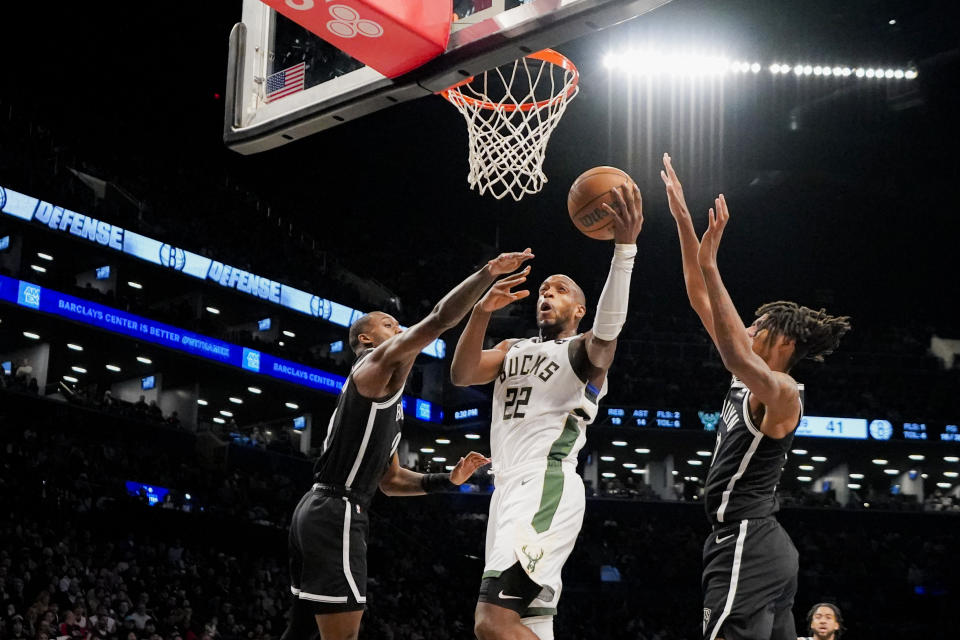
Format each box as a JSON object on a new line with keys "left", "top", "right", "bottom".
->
{"left": 451, "top": 182, "right": 643, "bottom": 640}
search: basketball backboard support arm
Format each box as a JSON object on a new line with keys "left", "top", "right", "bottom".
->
{"left": 224, "top": 0, "right": 673, "bottom": 155}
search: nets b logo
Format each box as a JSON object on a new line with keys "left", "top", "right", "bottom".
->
{"left": 159, "top": 244, "right": 186, "bottom": 271}
{"left": 703, "top": 608, "right": 711, "bottom": 633}
{"left": 310, "top": 296, "right": 332, "bottom": 320}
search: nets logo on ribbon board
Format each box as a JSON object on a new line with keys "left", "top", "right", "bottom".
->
{"left": 159, "top": 244, "right": 187, "bottom": 271}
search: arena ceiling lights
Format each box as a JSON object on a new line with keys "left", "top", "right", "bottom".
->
{"left": 602, "top": 51, "right": 917, "bottom": 80}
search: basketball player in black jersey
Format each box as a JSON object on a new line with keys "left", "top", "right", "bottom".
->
{"left": 661, "top": 153, "right": 851, "bottom": 640}
{"left": 281, "top": 248, "right": 534, "bottom": 640}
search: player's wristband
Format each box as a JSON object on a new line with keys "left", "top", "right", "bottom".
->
{"left": 421, "top": 472, "right": 456, "bottom": 493}
{"left": 591, "top": 243, "right": 636, "bottom": 340}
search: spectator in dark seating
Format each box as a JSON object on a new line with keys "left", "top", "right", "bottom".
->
{"left": 15, "top": 359, "right": 32, "bottom": 384}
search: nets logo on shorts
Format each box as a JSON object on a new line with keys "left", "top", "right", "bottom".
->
{"left": 703, "top": 608, "right": 711, "bottom": 633}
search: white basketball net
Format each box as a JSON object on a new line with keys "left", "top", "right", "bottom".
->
{"left": 442, "top": 51, "right": 579, "bottom": 201}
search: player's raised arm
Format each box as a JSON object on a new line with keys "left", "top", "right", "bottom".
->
{"left": 450, "top": 267, "right": 532, "bottom": 386}
{"left": 355, "top": 249, "right": 532, "bottom": 397}
{"left": 661, "top": 153, "right": 718, "bottom": 343}
{"left": 579, "top": 181, "right": 643, "bottom": 375}
{"left": 696, "top": 194, "right": 800, "bottom": 437}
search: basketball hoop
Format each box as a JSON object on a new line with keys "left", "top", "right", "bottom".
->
{"left": 440, "top": 49, "right": 580, "bottom": 201}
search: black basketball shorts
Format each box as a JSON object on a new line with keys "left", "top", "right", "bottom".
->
{"left": 702, "top": 516, "right": 798, "bottom": 640}
{"left": 288, "top": 490, "right": 368, "bottom": 614}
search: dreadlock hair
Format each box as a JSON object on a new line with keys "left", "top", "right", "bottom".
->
{"left": 755, "top": 301, "right": 851, "bottom": 370}
{"left": 806, "top": 602, "right": 844, "bottom": 639}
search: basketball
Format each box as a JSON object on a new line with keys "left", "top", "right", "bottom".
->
{"left": 567, "top": 166, "right": 635, "bottom": 240}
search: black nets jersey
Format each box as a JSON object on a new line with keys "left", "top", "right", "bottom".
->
{"left": 312, "top": 350, "right": 404, "bottom": 502}
{"left": 704, "top": 376, "right": 805, "bottom": 526}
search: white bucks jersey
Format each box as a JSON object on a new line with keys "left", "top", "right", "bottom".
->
{"left": 491, "top": 336, "right": 606, "bottom": 473}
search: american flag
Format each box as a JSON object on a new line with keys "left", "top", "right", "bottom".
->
{"left": 265, "top": 62, "right": 306, "bottom": 103}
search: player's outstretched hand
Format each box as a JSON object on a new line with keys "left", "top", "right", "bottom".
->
{"left": 697, "top": 194, "right": 730, "bottom": 269}
{"left": 660, "top": 152, "right": 694, "bottom": 224}
{"left": 602, "top": 181, "right": 643, "bottom": 244}
{"left": 449, "top": 451, "right": 492, "bottom": 485}
{"left": 487, "top": 248, "right": 534, "bottom": 276}
{"left": 478, "top": 266, "right": 531, "bottom": 313}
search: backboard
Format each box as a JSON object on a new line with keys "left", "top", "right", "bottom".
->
{"left": 225, "top": 0, "right": 672, "bottom": 154}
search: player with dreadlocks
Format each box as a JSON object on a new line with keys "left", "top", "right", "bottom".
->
{"left": 661, "top": 153, "right": 851, "bottom": 640}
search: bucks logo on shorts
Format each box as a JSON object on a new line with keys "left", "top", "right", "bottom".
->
{"left": 521, "top": 545, "right": 544, "bottom": 573}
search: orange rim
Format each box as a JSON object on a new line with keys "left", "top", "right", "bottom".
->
{"left": 439, "top": 48, "right": 579, "bottom": 112}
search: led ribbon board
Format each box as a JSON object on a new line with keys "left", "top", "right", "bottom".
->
{"left": 0, "top": 184, "right": 445, "bottom": 358}
{"left": 0, "top": 273, "right": 439, "bottom": 421}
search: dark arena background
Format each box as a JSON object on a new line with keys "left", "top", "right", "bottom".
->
{"left": 2, "top": 1, "right": 960, "bottom": 639}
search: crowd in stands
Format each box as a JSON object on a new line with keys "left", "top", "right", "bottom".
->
{"left": 2, "top": 403, "right": 958, "bottom": 639}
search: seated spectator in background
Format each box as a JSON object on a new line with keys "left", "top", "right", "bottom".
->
{"left": 8, "top": 617, "right": 30, "bottom": 640}
{"left": 15, "top": 358, "right": 33, "bottom": 383}
{"left": 58, "top": 610, "right": 86, "bottom": 640}
{"left": 134, "top": 396, "right": 148, "bottom": 417}
{"left": 126, "top": 604, "right": 152, "bottom": 630}
{"left": 147, "top": 400, "right": 162, "bottom": 421}
{"left": 166, "top": 411, "right": 181, "bottom": 429}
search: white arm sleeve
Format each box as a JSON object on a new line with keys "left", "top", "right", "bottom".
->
{"left": 591, "top": 243, "right": 637, "bottom": 341}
